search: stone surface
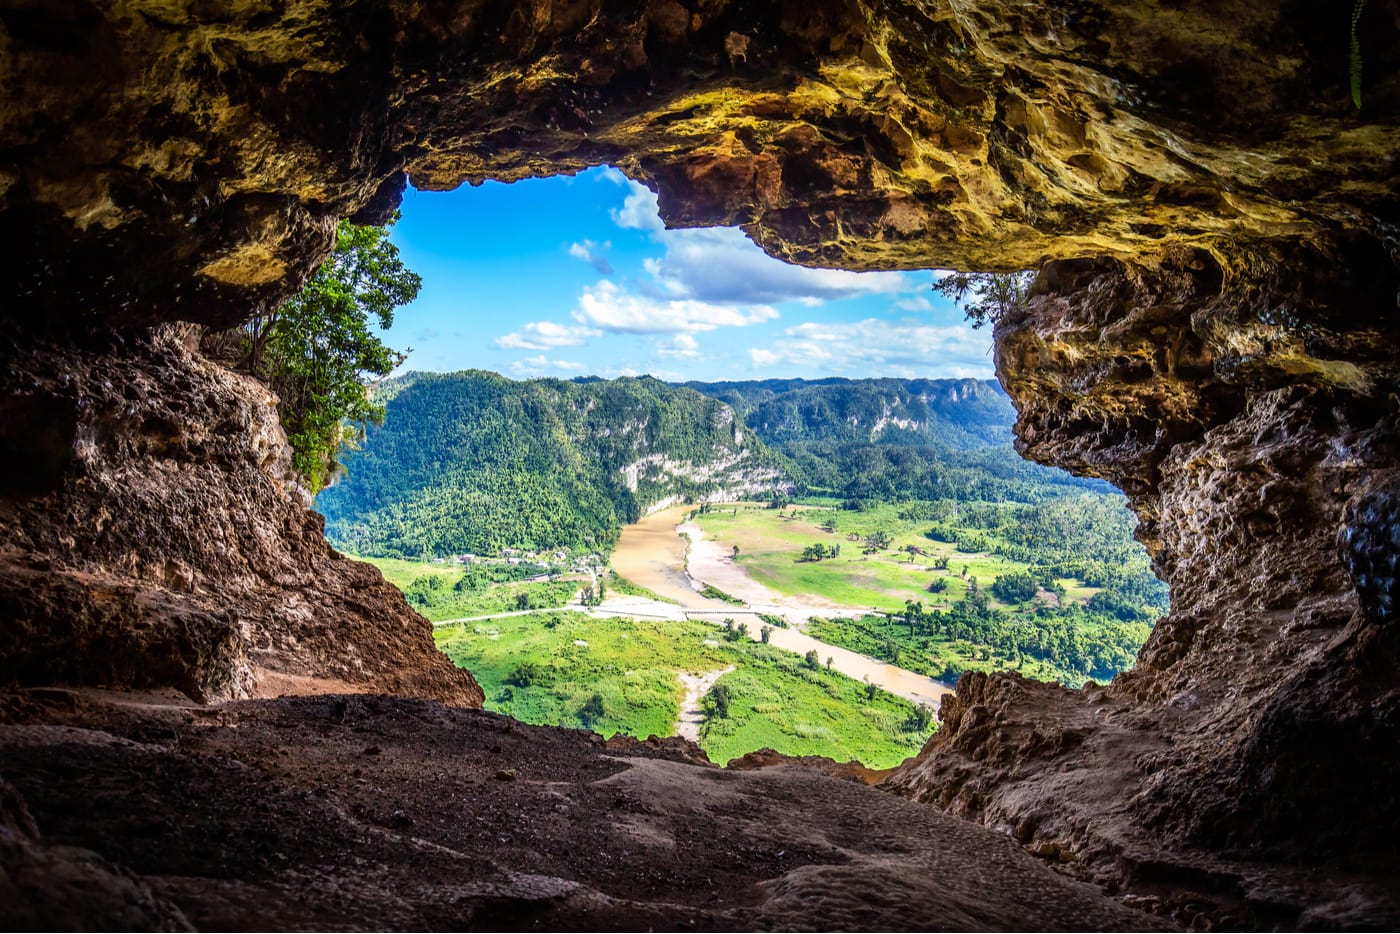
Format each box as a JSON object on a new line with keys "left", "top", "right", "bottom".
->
{"left": 885, "top": 242, "right": 1400, "bottom": 900}
{"left": 2, "top": 0, "right": 1400, "bottom": 927}
{"left": 0, "top": 326, "right": 481, "bottom": 706}
{"left": 0, "top": 689, "right": 1184, "bottom": 931}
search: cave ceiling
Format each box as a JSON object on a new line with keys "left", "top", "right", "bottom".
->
{"left": 1, "top": 0, "right": 1396, "bottom": 332}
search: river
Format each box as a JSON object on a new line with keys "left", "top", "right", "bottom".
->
{"left": 609, "top": 505, "right": 953, "bottom": 710}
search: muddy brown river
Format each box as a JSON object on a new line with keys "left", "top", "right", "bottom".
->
{"left": 610, "top": 505, "right": 953, "bottom": 710}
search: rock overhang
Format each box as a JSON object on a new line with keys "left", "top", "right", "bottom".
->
{"left": 1, "top": 0, "right": 1399, "bottom": 920}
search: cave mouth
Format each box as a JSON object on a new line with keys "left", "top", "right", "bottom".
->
{"left": 306, "top": 167, "right": 1170, "bottom": 766}
{"left": 2, "top": 0, "right": 1397, "bottom": 924}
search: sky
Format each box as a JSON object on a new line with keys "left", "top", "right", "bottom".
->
{"left": 378, "top": 166, "right": 993, "bottom": 382}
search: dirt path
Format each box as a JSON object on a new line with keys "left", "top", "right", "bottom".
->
{"left": 675, "top": 667, "right": 734, "bottom": 741}
{"left": 611, "top": 506, "right": 953, "bottom": 711}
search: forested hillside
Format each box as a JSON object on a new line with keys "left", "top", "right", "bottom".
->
{"left": 317, "top": 371, "right": 785, "bottom": 558}
{"left": 684, "top": 377, "right": 1104, "bottom": 503}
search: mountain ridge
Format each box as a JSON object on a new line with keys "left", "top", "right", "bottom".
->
{"left": 317, "top": 370, "right": 786, "bottom": 558}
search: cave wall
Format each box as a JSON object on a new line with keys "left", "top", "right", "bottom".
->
{"left": 2, "top": 0, "right": 1398, "bottom": 884}
{"left": 0, "top": 325, "right": 481, "bottom": 705}
{"left": 884, "top": 238, "right": 1400, "bottom": 882}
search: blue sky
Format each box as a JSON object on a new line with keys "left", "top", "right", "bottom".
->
{"left": 380, "top": 166, "right": 993, "bottom": 382}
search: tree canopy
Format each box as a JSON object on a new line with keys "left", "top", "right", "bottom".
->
{"left": 933, "top": 271, "right": 1035, "bottom": 329}
{"left": 210, "top": 216, "right": 419, "bottom": 490}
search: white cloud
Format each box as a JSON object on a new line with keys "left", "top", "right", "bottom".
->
{"left": 610, "top": 180, "right": 665, "bottom": 232}
{"left": 644, "top": 226, "right": 917, "bottom": 306}
{"left": 567, "top": 239, "right": 614, "bottom": 275}
{"left": 508, "top": 355, "right": 586, "bottom": 376}
{"left": 656, "top": 333, "right": 700, "bottom": 358}
{"left": 572, "top": 279, "right": 778, "bottom": 334}
{"left": 496, "top": 321, "right": 601, "bottom": 351}
{"left": 600, "top": 166, "right": 921, "bottom": 307}
{"left": 894, "top": 295, "right": 935, "bottom": 312}
{"left": 746, "top": 319, "right": 993, "bottom": 379}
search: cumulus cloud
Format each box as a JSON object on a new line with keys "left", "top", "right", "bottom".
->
{"left": 610, "top": 180, "right": 665, "bottom": 232}
{"left": 508, "top": 355, "right": 586, "bottom": 377}
{"left": 643, "top": 227, "right": 917, "bottom": 306}
{"left": 746, "top": 319, "right": 993, "bottom": 379}
{"left": 572, "top": 279, "right": 778, "bottom": 334}
{"left": 496, "top": 321, "right": 601, "bottom": 351}
{"left": 601, "top": 166, "right": 920, "bottom": 307}
{"left": 567, "top": 239, "right": 614, "bottom": 275}
{"left": 656, "top": 333, "right": 700, "bottom": 358}
{"left": 894, "top": 295, "right": 936, "bottom": 312}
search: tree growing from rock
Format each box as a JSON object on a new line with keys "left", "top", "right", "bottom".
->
{"left": 207, "top": 215, "right": 420, "bottom": 490}
{"left": 933, "top": 270, "right": 1035, "bottom": 329}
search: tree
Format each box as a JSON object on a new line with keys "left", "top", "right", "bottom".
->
{"left": 933, "top": 270, "right": 1035, "bottom": 329}
{"left": 207, "top": 215, "right": 420, "bottom": 490}
{"left": 804, "top": 649, "right": 821, "bottom": 670}
{"left": 760, "top": 625, "right": 772, "bottom": 644}
{"left": 905, "top": 704, "right": 934, "bottom": 733}
{"left": 705, "top": 683, "right": 732, "bottom": 719}
{"left": 991, "top": 571, "right": 1039, "bottom": 604}
{"left": 578, "top": 692, "right": 606, "bottom": 728}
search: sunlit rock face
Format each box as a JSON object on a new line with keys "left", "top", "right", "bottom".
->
{"left": 1, "top": 0, "right": 1398, "bottom": 916}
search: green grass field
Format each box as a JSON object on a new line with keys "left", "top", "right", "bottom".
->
{"left": 693, "top": 502, "right": 1083, "bottom": 613}
{"left": 434, "top": 611, "right": 932, "bottom": 768}
{"left": 362, "top": 555, "right": 463, "bottom": 591}
{"left": 355, "top": 555, "right": 582, "bottom": 621}
{"left": 604, "top": 569, "right": 680, "bottom": 604}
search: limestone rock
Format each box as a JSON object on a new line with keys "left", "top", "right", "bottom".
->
{"left": 1, "top": 0, "right": 1399, "bottom": 924}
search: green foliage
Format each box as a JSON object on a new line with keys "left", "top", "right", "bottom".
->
{"left": 933, "top": 271, "right": 1035, "bottom": 330}
{"left": 578, "top": 692, "right": 607, "bottom": 728}
{"left": 434, "top": 612, "right": 931, "bottom": 768}
{"left": 1352, "top": 0, "right": 1367, "bottom": 109}
{"left": 359, "top": 556, "right": 579, "bottom": 621}
{"left": 604, "top": 570, "right": 679, "bottom": 605}
{"left": 808, "top": 594, "right": 1153, "bottom": 688}
{"left": 318, "top": 371, "right": 781, "bottom": 557}
{"left": 704, "top": 683, "right": 732, "bottom": 719}
{"left": 698, "top": 643, "right": 932, "bottom": 767}
{"left": 682, "top": 377, "right": 1101, "bottom": 505}
{"left": 700, "top": 584, "right": 745, "bottom": 605}
{"left": 990, "top": 571, "right": 1039, "bottom": 604}
{"left": 697, "top": 496, "right": 1163, "bottom": 685}
{"left": 211, "top": 217, "right": 419, "bottom": 491}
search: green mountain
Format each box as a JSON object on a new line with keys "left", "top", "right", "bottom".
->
{"left": 316, "top": 371, "right": 786, "bottom": 559}
{"left": 683, "top": 377, "right": 1015, "bottom": 447}
{"left": 683, "top": 377, "right": 1104, "bottom": 503}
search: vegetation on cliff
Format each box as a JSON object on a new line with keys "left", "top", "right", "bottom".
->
{"left": 683, "top": 377, "right": 1103, "bottom": 503}
{"left": 317, "top": 371, "right": 784, "bottom": 558}
{"left": 206, "top": 218, "right": 419, "bottom": 490}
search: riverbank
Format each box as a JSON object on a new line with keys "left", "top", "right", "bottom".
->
{"left": 609, "top": 504, "right": 953, "bottom": 710}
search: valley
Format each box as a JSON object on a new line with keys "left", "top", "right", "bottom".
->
{"left": 336, "top": 371, "right": 1166, "bottom": 769}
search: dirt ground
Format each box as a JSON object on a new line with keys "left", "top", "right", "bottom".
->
{"left": 1, "top": 687, "right": 1172, "bottom": 931}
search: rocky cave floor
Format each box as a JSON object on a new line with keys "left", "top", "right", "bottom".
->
{"left": 0, "top": 688, "right": 1393, "bottom": 932}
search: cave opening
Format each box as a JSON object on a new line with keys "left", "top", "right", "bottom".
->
{"left": 3, "top": 0, "right": 1398, "bottom": 927}
{"left": 302, "top": 166, "right": 1169, "bottom": 769}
